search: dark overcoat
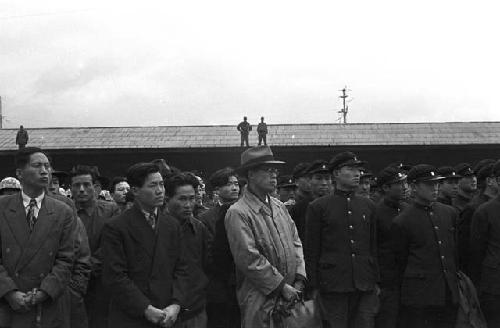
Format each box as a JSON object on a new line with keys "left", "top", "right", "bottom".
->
{"left": 102, "top": 205, "right": 190, "bottom": 328}
{"left": 0, "top": 194, "right": 75, "bottom": 328}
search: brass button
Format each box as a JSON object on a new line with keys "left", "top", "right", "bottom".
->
{"left": 349, "top": 225, "right": 354, "bottom": 230}
{"left": 348, "top": 211, "right": 352, "bottom": 215}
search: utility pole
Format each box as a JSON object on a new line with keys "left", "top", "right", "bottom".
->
{"left": 338, "top": 87, "right": 349, "bottom": 124}
{"left": 0, "top": 96, "right": 3, "bottom": 129}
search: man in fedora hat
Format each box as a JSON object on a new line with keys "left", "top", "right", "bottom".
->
{"left": 224, "top": 146, "right": 306, "bottom": 328}
{"left": 392, "top": 164, "right": 460, "bottom": 328}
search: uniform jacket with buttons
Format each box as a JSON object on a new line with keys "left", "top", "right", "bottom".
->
{"left": 391, "top": 201, "right": 460, "bottom": 307}
{"left": 0, "top": 193, "right": 75, "bottom": 328}
{"left": 469, "top": 196, "right": 500, "bottom": 294}
{"left": 101, "top": 205, "right": 190, "bottom": 328}
{"left": 304, "top": 189, "right": 379, "bottom": 293}
{"left": 375, "top": 197, "right": 407, "bottom": 289}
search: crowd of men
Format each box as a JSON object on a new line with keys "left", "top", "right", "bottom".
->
{"left": 0, "top": 145, "right": 498, "bottom": 328}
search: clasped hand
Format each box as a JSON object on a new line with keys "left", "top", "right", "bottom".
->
{"left": 6, "top": 289, "right": 48, "bottom": 312}
{"left": 145, "top": 304, "right": 181, "bottom": 327}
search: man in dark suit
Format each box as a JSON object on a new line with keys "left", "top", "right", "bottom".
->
{"left": 102, "top": 162, "right": 190, "bottom": 328}
{"left": 0, "top": 147, "right": 75, "bottom": 327}
{"left": 392, "top": 164, "right": 460, "bottom": 328}
{"left": 470, "top": 160, "right": 500, "bottom": 327}
{"left": 305, "top": 152, "right": 379, "bottom": 328}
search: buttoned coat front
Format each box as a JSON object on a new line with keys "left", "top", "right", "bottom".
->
{"left": 0, "top": 194, "right": 75, "bottom": 328}
{"left": 225, "top": 190, "right": 306, "bottom": 328}
{"left": 101, "top": 205, "right": 191, "bottom": 328}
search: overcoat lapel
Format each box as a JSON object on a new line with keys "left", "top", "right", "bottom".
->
{"left": 150, "top": 214, "right": 169, "bottom": 276}
{"left": 127, "top": 206, "right": 156, "bottom": 257}
{"left": 4, "top": 195, "right": 30, "bottom": 250}
{"left": 16, "top": 197, "right": 58, "bottom": 271}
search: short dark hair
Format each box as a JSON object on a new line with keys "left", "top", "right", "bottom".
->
{"left": 110, "top": 176, "right": 127, "bottom": 192}
{"left": 70, "top": 165, "right": 96, "bottom": 183}
{"left": 15, "top": 147, "right": 48, "bottom": 169}
{"left": 164, "top": 172, "right": 199, "bottom": 198}
{"left": 126, "top": 163, "right": 161, "bottom": 188}
{"left": 209, "top": 167, "right": 236, "bottom": 189}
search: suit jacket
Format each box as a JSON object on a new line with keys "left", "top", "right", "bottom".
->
{"left": 0, "top": 193, "right": 75, "bottom": 328}
{"left": 102, "top": 205, "right": 190, "bottom": 328}
{"left": 305, "top": 190, "right": 379, "bottom": 293}
{"left": 391, "top": 201, "right": 459, "bottom": 307}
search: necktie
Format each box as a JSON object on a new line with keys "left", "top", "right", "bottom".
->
{"left": 145, "top": 212, "right": 156, "bottom": 230}
{"left": 26, "top": 198, "right": 37, "bottom": 232}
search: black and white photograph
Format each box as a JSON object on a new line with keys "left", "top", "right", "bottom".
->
{"left": 0, "top": 1, "right": 498, "bottom": 327}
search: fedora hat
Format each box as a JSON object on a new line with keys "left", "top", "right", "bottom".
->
{"left": 236, "top": 146, "right": 285, "bottom": 174}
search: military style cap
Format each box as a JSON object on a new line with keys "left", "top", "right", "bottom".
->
{"left": 329, "top": 151, "right": 365, "bottom": 170}
{"left": 437, "top": 166, "right": 462, "bottom": 180}
{"left": 0, "top": 177, "right": 21, "bottom": 190}
{"left": 292, "top": 162, "right": 310, "bottom": 179}
{"left": 473, "top": 159, "right": 496, "bottom": 174}
{"left": 407, "top": 164, "right": 445, "bottom": 183}
{"left": 307, "top": 160, "right": 330, "bottom": 175}
{"left": 360, "top": 170, "right": 373, "bottom": 178}
{"left": 454, "top": 163, "right": 475, "bottom": 177}
{"left": 277, "top": 175, "right": 297, "bottom": 188}
{"left": 388, "top": 162, "right": 413, "bottom": 172}
{"left": 377, "top": 166, "right": 407, "bottom": 186}
{"left": 493, "top": 160, "right": 500, "bottom": 177}
{"left": 476, "top": 163, "right": 494, "bottom": 182}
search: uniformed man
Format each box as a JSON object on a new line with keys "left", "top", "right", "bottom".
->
{"left": 458, "top": 161, "right": 497, "bottom": 275}
{"left": 305, "top": 152, "right": 379, "bottom": 328}
{"left": 292, "top": 162, "right": 312, "bottom": 203}
{"left": 289, "top": 160, "right": 332, "bottom": 243}
{"left": 15, "top": 125, "right": 29, "bottom": 149}
{"left": 392, "top": 164, "right": 459, "bottom": 328}
{"left": 469, "top": 160, "right": 500, "bottom": 327}
{"left": 356, "top": 170, "right": 374, "bottom": 200}
{"left": 257, "top": 116, "right": 268, "bottom": 146}
{"left": 276, "top": 175, "right": 297, "bottom": 208}
{"left": 374, "top": 166, "right": 408, "bottom": 328}
{"left": 453, "top": 163, "right": 477, "bottom": 213}
{"left": 237, "top": 116, "right": 252, "bottom": 147}
{"left": 436, "top": 166, "right": 462, "bottom": 206}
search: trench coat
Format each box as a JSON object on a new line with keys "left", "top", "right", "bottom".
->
{"left": 0, "top": 194, "right": 75, "bottom": 328}
{"left": 225, "top": 189, "right": 306, "bottom": 328}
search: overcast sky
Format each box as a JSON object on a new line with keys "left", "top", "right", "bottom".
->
{"left": 1, "top": 0, "right": 499, "bottom": 128}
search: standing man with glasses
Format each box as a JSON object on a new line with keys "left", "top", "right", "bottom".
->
{"left": 0, "top": 147, "right": 75, "bottom": 327}
{"left": 225, "top": 146, "right": 306, "bottom": 328}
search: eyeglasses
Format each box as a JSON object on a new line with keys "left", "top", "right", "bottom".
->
{"left": 258, "top": 166, "right": 279, "bottom": 175}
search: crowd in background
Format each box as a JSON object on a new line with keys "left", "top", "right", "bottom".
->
{"left": 0, "top": 144, "right": 499, "bottom": 328}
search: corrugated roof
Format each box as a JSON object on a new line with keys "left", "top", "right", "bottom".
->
{"left": 1, "top": 122, "right": 499, "bottom": 150}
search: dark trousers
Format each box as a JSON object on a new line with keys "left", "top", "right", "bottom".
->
{"left": 206, "top": 300, "right": 241, "bottom": 328}
{"left": 85, "top": 279, "right": 110, "bottom": 328}
{"left": 319, "top": 290, "right": 379, "bottom": 328}
{"left": 399, "top": 304, "right": 457, "bottom": 328}
{"left": 375, "top": 288, "right": 399, "bottom": 328}
{"left": 240, "top": 133, "right": 249, "bottom": 147}
{"left": 480, "top": 292, "right": 500, "bottom": 327}
{"left": 258, "top": 134, "right": 267, "bottom": 145}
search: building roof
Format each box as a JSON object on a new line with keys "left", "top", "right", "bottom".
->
{"left": 2, "top": 122, "right": 500, "bottom": 150}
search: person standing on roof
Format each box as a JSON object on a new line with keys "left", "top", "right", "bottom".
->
{"left": 237, "top": 117, "right": 252, "bottom": 147}
{"left": 257, "top": 116, "right": 268, "bottom": 146}
{"left": 15, "top": 125, "right": 29, "bottom": 149}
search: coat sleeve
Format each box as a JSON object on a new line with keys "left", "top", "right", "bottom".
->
{"left": 40, "top": 207, "right": 76, "bottom": 300}
{"left": 469, "top": 207, "right": 488, "bottom": 285}
{"left": 224, "top": 208, "right": 284, "bottom": 296}
{"left": 304, "top": 202, "right": 322, "bottom": 289}
{"left": 391, "top": 218, "right": 409, "bottom": 286}
{"left": 0, "top": 226, "right": 17, "bottom": 298}
{"left": 286, "top": 210, "right": 306, "bottom": 279}
{"left": 102, "top": 222, "right": 151, "bottom": 318}
{"left": 69, "top": 217, "right": 92, "bottom": 295}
